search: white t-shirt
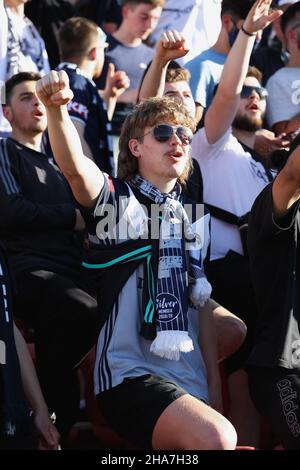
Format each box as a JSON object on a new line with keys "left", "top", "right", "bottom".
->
{"left": 266, "top": 67, "right": 300, "bottom": 128}
{"left": 192, "top": 128, "right": 270, "bottom": 260}
{"left": 150, "top": 0, "right": 221, "bottom": 64}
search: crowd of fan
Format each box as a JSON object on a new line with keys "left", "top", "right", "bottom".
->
{"left": 1, "top": 0, "right": 300, "bottom": 451}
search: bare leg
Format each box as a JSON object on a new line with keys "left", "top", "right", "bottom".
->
{"left": 227, "top": 369, "right": 260, "bottom": 447}
{"left": 152, "top": 394, "right": 237, "bottom": 450}
{"left": 211, "top": 301, "right": 247, "bottom": 362}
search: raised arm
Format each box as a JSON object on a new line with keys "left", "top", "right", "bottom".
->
{"left": 99, "top": 62, "right": 130, "bottom": 121}
{"left": 272, "top": 142, "right": 300, "bottom": 219}
{"left": 138, "top": 30, "right": 189, "bottom": 102}
{"left": 36, "top": 70, "right": 103, "bottom": 209}
{"left": 205, "top": 0, "right": 282, "bottom": 144}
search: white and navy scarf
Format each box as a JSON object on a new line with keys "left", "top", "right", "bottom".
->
{"left": 129, "top": 175, "right": 212, "bottom": 360}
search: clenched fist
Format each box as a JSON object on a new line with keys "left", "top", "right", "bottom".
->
{"left": 36, "top": 70, "right": 74, "bottom": 108}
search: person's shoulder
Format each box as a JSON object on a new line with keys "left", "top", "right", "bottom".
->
{"left": 103, "top": 173, "right": 130, "bottom": 197}
{"left": 107, "top": 34, "right": 122, "bottom": 50}
{"left": 1, "top": 137, "right": 21, "bottom": 153}
{"left": 249, "top": 184, "right": 273, "bottom": 229}
{"left": 139, "top": 42, "right": 154, "bottom": 53}
{"left": 186, "top": 49, "right": 209, "bottom": 68}
{"left": 266, "top": 67, "right": 288, "bottom": 87}
{"left": 59, "top": 64, "right": 87, "bottom": 86}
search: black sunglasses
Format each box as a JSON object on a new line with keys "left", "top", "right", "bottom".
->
{"left": 241, "top": 85, "right": 268, "bottom": 100}
{"left": 143, "top": 124, "right": 193, "bottom": 146}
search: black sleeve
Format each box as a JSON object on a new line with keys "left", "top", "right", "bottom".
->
{"left": 248, "top": 183, "right": 300, "bottom": 249}
{"left": 0, "top": 141, "right": 76, "bottom": 231}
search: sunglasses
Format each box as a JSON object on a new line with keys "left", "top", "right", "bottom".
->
{"left": 241, "top": 85, "right": 268, "bottom": 100}
{"left": 143, "top": 124, "right": 193, "bottom": 146}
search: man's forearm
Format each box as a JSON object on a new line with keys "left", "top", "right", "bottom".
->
{"left": 138, "top": 57, "right": 169, "bottom": 102}
{"left": 218, "top": 29, "right": 256, "bottom": 100}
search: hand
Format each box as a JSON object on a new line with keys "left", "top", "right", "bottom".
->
{"left": 254, "top": 129, "right": 290, "bottom": 158}
{"left": 190, "top": 277, "right": 212, "bottom": 308}
{"left": 104, "top": 63, "right": 130, "bottom": 99}
{"left": 242, "top": 0, "right": 283, "bottom": 35}
{"left": 155, "top": 29, "right": 189, "bottom": 66}
{"left": 36, "top": 70, "right": 74, "bottom": 108}
{"left": 74, "top": 208, "right": 86, "bottom": 231}
{"left": 33, "top": 408, "right": 60, "bottom": 450}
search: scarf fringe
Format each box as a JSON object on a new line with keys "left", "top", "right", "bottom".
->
{"left": 150, "top": 330, "right": 194, "bottom": 361}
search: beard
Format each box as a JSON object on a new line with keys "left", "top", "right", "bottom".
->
{"left": 233, "top": 113, "right": 263, "bottom": 132}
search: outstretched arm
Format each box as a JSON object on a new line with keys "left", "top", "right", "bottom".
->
{"left": 205, "top": 0, "right": 282, "bottom": 144}
{"left": 36, "top": 71, "right": 103, "bottom": 209}
{"left": 138, "top": 30, "right": 189, "bottom": 102}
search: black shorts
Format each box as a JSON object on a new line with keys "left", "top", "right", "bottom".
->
{"left": 248, "top": 366, "right": 300, "bottom": 449}
{"left": 97, "top": 374, "right": 188, "bottom": 449}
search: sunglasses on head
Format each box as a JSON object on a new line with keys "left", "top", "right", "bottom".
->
{"left": 241, "top": 85, "right": 268, "bottom": 100}
{"left": 143, "top": 124, "right": 193, "bottom": 146}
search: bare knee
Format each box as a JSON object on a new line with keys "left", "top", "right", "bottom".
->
{"left": 228, "top": 315, "right": 247, "bottom": 352}
{"left": 214, "top": 307, "right": 247, "bottom": 361}
{"left": 207, "top": 419, "right": 237, "bottom": 450}
{"left": 181, "top": 416, "right": 237, "bottom": 450}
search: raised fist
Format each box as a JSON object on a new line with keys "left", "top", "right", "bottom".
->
{"left": 36, "top": 70, "right": 74, "bottom": 108}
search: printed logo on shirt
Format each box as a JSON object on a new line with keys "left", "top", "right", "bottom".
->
{"left": 291, "top": 80, "right": 300, "bottom": 105}
{"left": 35, "top": 167, "right": 47, "bottom": 184}
{"left": 276, "top": 378, "right": 300, "bottom": 438}
{"left": 291, "top": 339, "right": 300, "bottom": 366}
{"left": 67, "top": 101, "right": 88, "bottom": 121}
{"left": 250, "top": 160, "right": 270, "bottom": 184}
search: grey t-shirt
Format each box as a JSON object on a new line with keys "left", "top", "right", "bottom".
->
{"left": 96, "top": 35, "right": 155, "bottom": 134}
{"left": 89, "top": 174, "right": 210, "bottom": 403}
{"left": 94, "top": 265, "right": 209, "bottom": 403}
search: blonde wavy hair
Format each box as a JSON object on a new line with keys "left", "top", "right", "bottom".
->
{"left": 117, "top": 96, "right": 196, "bottom": 185}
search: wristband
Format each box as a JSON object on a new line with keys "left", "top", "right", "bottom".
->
{"left": 241, "top": 25, "right": 256, "bottom": 37}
